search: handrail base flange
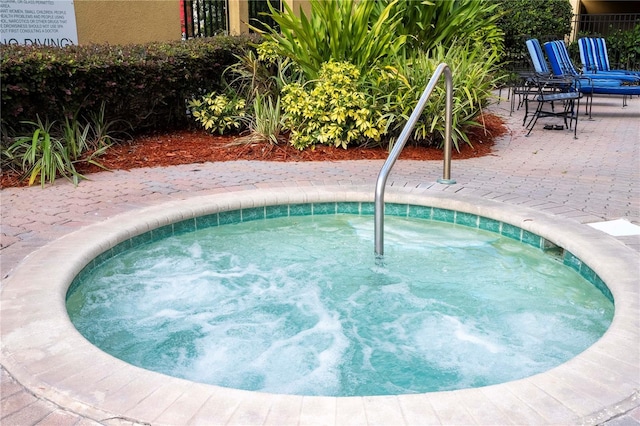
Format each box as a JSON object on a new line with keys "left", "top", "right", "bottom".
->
{"left": 437, "top": 179, "right": 457, "bottom": 185}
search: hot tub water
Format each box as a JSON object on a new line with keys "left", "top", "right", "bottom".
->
{"left": 66, "top": 214, "right": 613, "bottom": 396}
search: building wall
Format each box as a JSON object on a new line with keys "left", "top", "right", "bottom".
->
{"left": 228, "top": 0, "right": 311, "bottom": 35}
{"left": 579, "top": 0, "right": 640, "bottom": 14}
{"left": 74, "top": 0, "right": 181, "bottom": 45}
{"left": 74, "top": 1, "right": 310, "bottom": 44}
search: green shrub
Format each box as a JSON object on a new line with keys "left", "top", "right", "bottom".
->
{"left": 281, "top": 61, "right": 386, "bottom": 149}
{"left": 187, "top": 93, "right": 247, "bottom": 135}
{"left": 606, "top": 24, "right": 640, "bottom": 71}
{"left": 1, "top": 35, "right": 256, "bottom": 138}
{"left": 494, "top": 0, "right": 573, "bottom": 69}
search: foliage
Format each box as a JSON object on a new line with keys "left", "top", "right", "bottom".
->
{"left": 3, "top": 105, "right": 116, "bottom": 187}
{"left": 5, "top": 118, "right": 76, "bottom": 187}
{"left": 568, "top": 25, "right": 640, "bottom": 72}
{"left": 260, "top": 0, "right": 406, "bottom": 79}
{"left": 371, "top": 42, "right": 501, "bottom": 150}
{"left": 605, "top": 24, "right": 640, "bottom": 71}
{"left": 188, "top": 93, "right": 247, "bottom": 135}
{"left": 373, "top": 0, "right": 504, "bottom": 56}
{"left": 222, "top": 44, "right": 302, "bottom": 102}
{"left": 0, "top": 35, "right": 257, "bottom": 137}
{"left": 494, "top": 0, "right": 573, "bottom": 69}
{"left": 250, "top": 93, "right": 284, "bottom": 144}
{"left": 62, "top": 102, "right": 126, "bottom": 163}
{"left": 281, "top": 61, "right": 386, "bottom": 150}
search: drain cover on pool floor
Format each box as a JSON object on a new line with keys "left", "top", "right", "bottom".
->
{"left": 587, "top": 219, "right": 640, "bottom": 236}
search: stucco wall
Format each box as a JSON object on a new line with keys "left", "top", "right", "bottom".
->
{"left": 74, "top": 0, "right": 181, "bottom": 45}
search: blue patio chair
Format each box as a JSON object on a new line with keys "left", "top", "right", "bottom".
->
{"left": 578, "top": 37, "right": 640, "bottom": 77}
{"left": 543, "top": 40, "right": 639, "bottom": 84}
{"left": 521, "top": 39, "right": 581, "bottom": 135}
{"left": 544, "top": 40, "right": 640, "bottom": 118}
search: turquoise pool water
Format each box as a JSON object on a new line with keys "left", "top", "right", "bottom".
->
{"left": 66, "top": 212, "right": 613, "bottom": 397}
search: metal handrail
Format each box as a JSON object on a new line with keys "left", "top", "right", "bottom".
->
{"left": 374, "top": 63, "right": 455, "bottom": 256}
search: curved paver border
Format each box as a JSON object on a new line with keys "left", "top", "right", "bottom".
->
{"left": 1, "top": 186, "right": 638, "bottom": 425}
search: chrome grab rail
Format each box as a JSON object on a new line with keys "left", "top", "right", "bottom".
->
{"left": 374, "top": 63, "right": 455, "bottom": 256}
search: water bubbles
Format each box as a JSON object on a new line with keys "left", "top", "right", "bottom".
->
{"left": 68, "top": 214, "right": 614, "bottom": 396}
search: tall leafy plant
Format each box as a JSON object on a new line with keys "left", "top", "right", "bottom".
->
{"left": 260, "top": 0, "right": 406, "bottom": 79}
{"left": 374, "top": 0, "right": 504, "bottom": 56}
{"left": 4, "top": 103, "right": 121, "bottom": 187}
{"left": 371, "top": 42, "right": 501, "bottom": 150}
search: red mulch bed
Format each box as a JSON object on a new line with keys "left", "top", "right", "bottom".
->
{"left": 1, "top": 113, "right": 506, "bottom": 189}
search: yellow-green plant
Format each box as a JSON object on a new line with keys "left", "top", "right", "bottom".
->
{"left": 188, "top": 93, "right": 247, "bottom": 134}
{"left": 281, "top": 61, "right": 386, "bottom": 150}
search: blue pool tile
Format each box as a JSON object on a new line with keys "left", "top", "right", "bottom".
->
{"left": 478, "top": 217, "right": 500, "bottom": 233}
{"left": 242, "top": 207, "right": 265, "bottom": 222}
{"left": 266, "top": 204, "right": 289, "bottom": 219}
{"left": 563, "top": 251, "right": 582, "bottom": 272}
{"left": 432, "top": 208, "right": 455, "bottom": 223}
{"left": 579, "top": 264, "right": 597, "bottom": 284}
{"left": 360, "top": 202, "right": 375, "bottom": 215}
{"left": 593, "top": 275, "right": 614, "bottom": 303}
{"left": 337, "top": 202, "right": 360, "bottom": 214}
{"left": 313, "top": 202, "right": 336, "bottom": 215}
{"left": 130, "top": 231, "right": 154, "bottom": 248}
{"left": 521, "top": 230, "right": 542, "bottom": 248}
{"left": 110, "top": 240, "right": 132, "bottom": 258}
{"left": 218, "top": 210, "right": 242, "bottom": 225}
{"left": 386, "top": 203, "right": 408, "bottom": 217}
{"left": 289, "top": 203, "right": 312, "bottom": 216}
{"left": 153, "top": 224, "right": 174, "bottom": 240}
{"left": 173, "top": 218, "right": 196, "bottom": 235}
{"left": 66, "top": 275, "right": 84, "bottom": 298}
{"left": 92, "top": 249, "right": 113, "bottom": 268}
{"left": 408, "top": 205, "right": 432, "bottom": 219}
{"left": 196, "top": 213, "right": 219, "bottom": 229}
{"left": 455, "top": 212, "right": 478, "bottom": 228}
{"left": 501, "top": 223, "right": 522, "bottom": 241}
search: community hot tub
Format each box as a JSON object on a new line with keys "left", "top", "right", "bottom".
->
{"left": 1, "top": 186, "right": 638, "bottom": 425}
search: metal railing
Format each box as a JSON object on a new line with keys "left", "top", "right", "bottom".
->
{"left": 182, "top": 0, "right": 228, "bottom": 39}
{"left": 571, "top": 13, "right": 639, "bottom": 41}
{"left": 374, "top": 63, "right": 455, "bottom": 257}
{"left": 570, "top": 13, "right": 640, "bottom": 71}
{"left": 249, "top": 0, "right": 281, "bottom": 32}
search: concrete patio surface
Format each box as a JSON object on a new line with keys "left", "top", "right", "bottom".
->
{"left": 1, "top": 94, "right": 639, "bottom": 425}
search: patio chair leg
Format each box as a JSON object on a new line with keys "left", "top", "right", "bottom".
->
{"left": 573, "top": 96, "right": 579, "bottom": 139}
{"left": 525, "top": 103, "right": 545, "bottom": 137}
{"left": 584, "top": 94, "right": 593, "bottom": 120}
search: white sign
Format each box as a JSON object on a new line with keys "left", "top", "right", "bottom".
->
{"left": 1, "top": 0, "right": 78, "bottom": 46}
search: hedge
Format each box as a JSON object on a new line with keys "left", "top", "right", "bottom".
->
{"left": 1, "top": 35, "right": 258, "bottom": 137}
